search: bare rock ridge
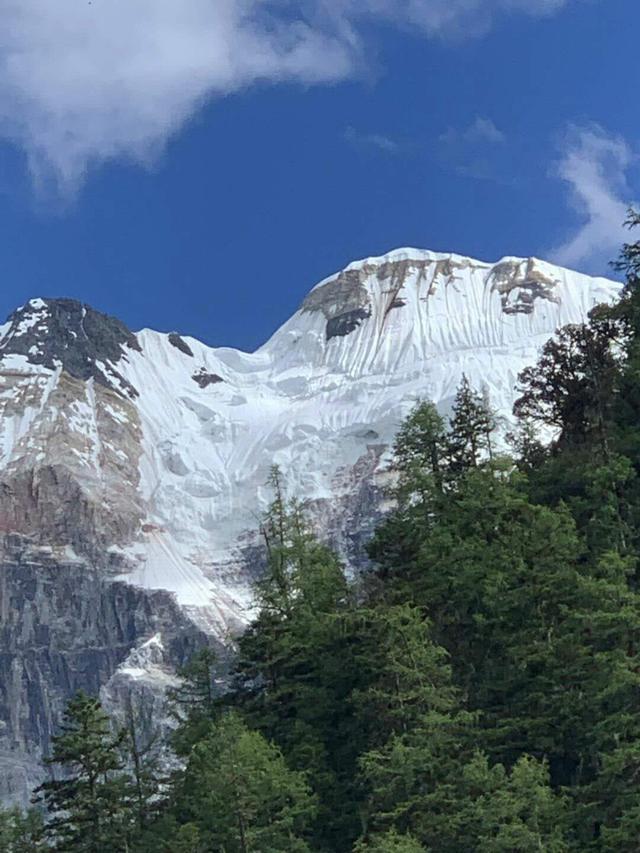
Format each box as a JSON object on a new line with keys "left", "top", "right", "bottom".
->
{"left": 0, "top": 297, "right": 141, "bottom": 398}
{"left": 0, "top": 248, "right": 622, "bottom": 806}
{"left": 301, "top": 254, "right": 568, "bottom": 343}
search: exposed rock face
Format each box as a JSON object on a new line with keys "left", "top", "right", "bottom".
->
{"left": 488, "top": 258, "right": 562, "bottom": 315}
{"left": 0, "top": 298, "right": 141, "bottom": 398}
{"left": 0, "top": 367, "right": 143, "bottom": 564}
{"left": 326, "top": 308, "right": 371, "bottom": 341}
{"left": 0, "top": 301, "right": 204, "bottom": 806}
{"left": 168, "top": 333, "right": 194, "bottom": 358}
{"left": 192, "top": 369, "right": 224, "bottom": 388}
{"left": 0, "top": 249, "right": 622, "bottom": 806}
{"left": 0, "top": 535, "right": 206, "bottom": 807}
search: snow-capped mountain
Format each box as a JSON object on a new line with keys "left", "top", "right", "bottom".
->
{"left": 0, "top": 248, "right": 620, "bottom": 803}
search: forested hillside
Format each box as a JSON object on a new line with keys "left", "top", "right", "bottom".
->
{"left": 4, "top": 221, "right": 640, "bottom": 852}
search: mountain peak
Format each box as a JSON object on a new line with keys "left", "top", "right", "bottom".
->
{"left": 0, "top": 297, "right": 141, "bottom": 397}
{"left": 263, "top": 250, "right": 620, "bottom": 377}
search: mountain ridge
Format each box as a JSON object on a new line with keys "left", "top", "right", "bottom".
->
{"left": 0, "top": 248, "right": 622, "bottom": 632}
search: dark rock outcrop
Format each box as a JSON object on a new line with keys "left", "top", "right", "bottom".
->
{"left": 326, "top": 308, "right": 372, "bottom": 340}
{"left": 0, "top": 298, "right": 141, "bottom": 398}
{"left": 168, "top": 333, "right": 194, "bottom": 357}
{"left": 192, "top": 369, "right": 224, "bottom": 388}
{"left": 301, "top": 268, "right": 373, "bottom": 340}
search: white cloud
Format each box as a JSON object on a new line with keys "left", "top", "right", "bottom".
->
{"left": 345, "top": 126, "right": 400, "bottom": 153}
{"left": 439, "top": 117, "right": 505, "bottom": 147}
{"left": 549, "top": 125, "right": 634, "bottom": 272}
{"left": 0, "top": 0, "right": 576, "bottom": 193}
{"left": 438, "top": 116, "right": 509, "bottom": 181}
{"left": 325, "top": 0, "right": 569, "bottom": 38}
{"left": 0, "top": 0, "right": 354, "bottom": 193}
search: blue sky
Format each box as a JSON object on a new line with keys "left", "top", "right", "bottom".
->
{"left": 0, "top": 0, "right": 637, "bottom": 351}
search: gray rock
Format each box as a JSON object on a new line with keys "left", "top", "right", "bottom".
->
{"left": 0, "top": 534, "right": 207, "bottom": 807}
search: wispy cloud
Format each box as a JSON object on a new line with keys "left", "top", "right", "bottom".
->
{"left": 439, "top": 117, "right": 506, "bottom": 148}
{"left": 333, "top": 0, "right": 571, "bottom": 39}
{"left": 0, "top": 0, "right": 579, "bottom": 194}
{"left": 549, "top": 124, "right": 634, "bottom": 272}
{"left": 345, "top": 126, "right": 400, "bottom": 154}
{"left": 438, "top": 116, "right": 508, "bottom": 181}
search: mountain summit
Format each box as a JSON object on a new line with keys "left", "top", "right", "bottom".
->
{"left": 0, "top": 249, "right": 620, "bottom": 804}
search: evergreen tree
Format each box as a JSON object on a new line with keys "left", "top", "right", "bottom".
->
{"left": 370, "top": 397, "right": 640, "bottom": 805}
{"left": 512, "top": 304, "right": 633, "bottom": 560}
{"left": 254, "top": 465, "right": 348, "bottom": 619}
{"left": 36, "top": 690, "right": 132, "bottom": 853}
{"left": 0, "top": 807, "right": 46, "bottom": 853}
{"left": 353, "top": 829, "right": 426, "bottom": 852}
{"left": 612, "top": 208, "right": 640, "bottom": 287}
{"left": 177, "top": 711, "right": 316, "bottom": 852}
{"left": 169, "top": 646, "right": 219, "bottom": 755}
{"left": 393, "top": 400, "right": 447, "bottom": 497}
{"left": 133, "top": 815, "right": 203, "bottom": 853}
{"left": 351, "top": 604, "right": 460, "bottom": 743}
{"left": 514, "top": 318, "right": 621, "bottom": 456}
{"left": 228, "top": 470, "right": 370, "bottom": 850}
{"left": 447, "top": 375, "right": 496, "bottom": 472}
{"left": 459, "top": 753, "right": 571, "bottom": 853}
{"left": 354, "top": 604, "right": 477, "bottom": 849}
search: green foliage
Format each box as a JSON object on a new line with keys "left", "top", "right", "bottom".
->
{"left": 227, "top": 468, "right": 369, "bottom": 850}
{"left": 350, "top": 604, "right": 459, "bottom": 741}
{"left": 447, "top": 374, "right": 496, "bottom": 471}
{"left": 256, "top": 465, "right": 349, "bottom": 618}
{"left": 36, "top": 690, "right": 131, "bottom": 853}
{"left": 177, "top": 711, "right": 316, "bottom": 852}
{"left": 612, "top": 208, "right": 640, "bottom": 287}
{"left": 0, "top": 807, "right": 46, "bottom": 853}
{"left": 514, "top": 317, "right": 621, "bottom": 454}
{"left": 358, "top": 709, "right": 474, "bottom": 849}
{"left": 393, "top": 400, "right": 447, "bottom": 498}
{"left": 353, "top": 828, "right": 426, "bottom": 852}
{"left": 169, "top": 646, "right": 219, "bottom": 755}
{"left": 460, "top": 754, "right": 571, "bottom": 853}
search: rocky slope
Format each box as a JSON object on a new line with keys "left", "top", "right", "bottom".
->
{"left": 0, "top": 248, "right": 620, "bottom": 804}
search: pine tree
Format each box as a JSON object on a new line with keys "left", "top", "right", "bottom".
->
{"left": 229, "top": 470, "right": 369, "bottom": 850}
{"left": 177, "top": 711, "right": 316, "bottom": 852}
{"left": 169, "top": 646, "right": 219, "bottom": 755}
{"left": 514, "top": 319, "right": 621, "bottom": 455}
{"left": 612, "top": 208, "right": 640, "bottom": 287}
{"left": 459, "top": 753, "right": 571, "bottom": 853}
{"left": 354, "top": 604, "right": 477, "bottom": 849}
{"left": 351, "top": 604, "right": 459, "bottom": 741}
{"left": 132, "top": 814, "right": 203, "bottom": 853}
{"left": 447, "top": 375, "right": 496, "bottom": 472}
{"left": 0, "top": 807, "right": 46, "bottom": 853}
{"left": 255, "top": 465, "right": 348, "bottom": 618}
{"left": 353, "top": 829, "right": 426, "bottom": 852}
{"left": 36, "top": 690, "right": 132, "bottom": 853}
{"left": 393, "top": 401, "right": 447, "bottom": 497}
{"left": 370, "top": 400, "right": 640, "bottom": 806}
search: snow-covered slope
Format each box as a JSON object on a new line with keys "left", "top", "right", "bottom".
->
{"left": 0, "top": 250, "right": 621, "bottom": 637}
